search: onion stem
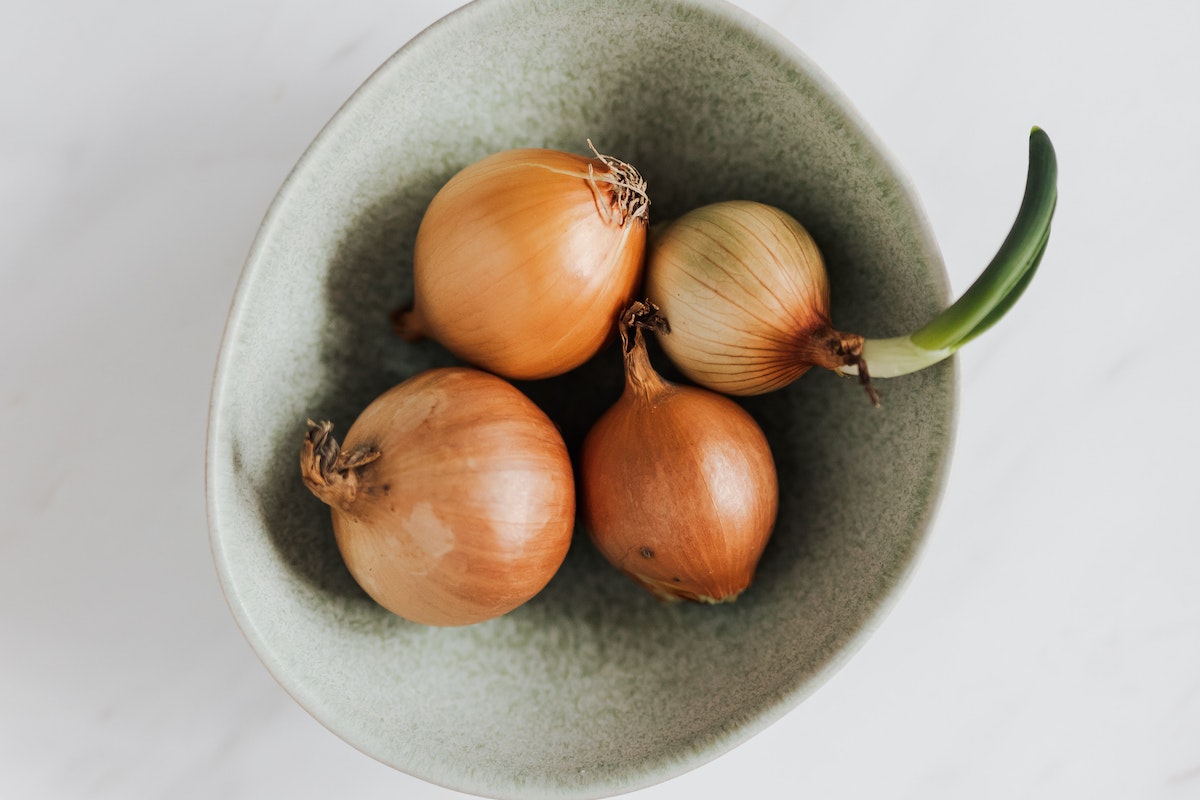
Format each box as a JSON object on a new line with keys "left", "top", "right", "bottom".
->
{"left": 839, "top": 127, "right": 1057, "bottom": 379}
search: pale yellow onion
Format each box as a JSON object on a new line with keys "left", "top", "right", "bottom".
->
{"left": 300, "top": 367, "right": 574, "bottom": 626}
{"left": 580, "top": 302, "right": 778, "bottom": 604}
{"left": 395, "top": 146, "right": 648, "bottom": 380}
{"left": 644, "top": 200, "right": 870, "bottom": 398}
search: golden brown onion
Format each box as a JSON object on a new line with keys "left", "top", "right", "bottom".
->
{"left": 300, "top": 367, "right": 575, "bottom": 626}
{"left": 580, "top": 302, "right": 778, "bottom": 603}
{"left": 395, "top": 145, "right": 649, "bottom": 380}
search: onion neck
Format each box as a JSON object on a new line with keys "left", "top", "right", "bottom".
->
{"left": 300, "top": 420, "right": 381, "bottom": 512}
{"left": 838, "top": 336, "right": 955, "bottom": 379}
{"left": 586, "top": 140, "right": 650, "bottom": 226}
{"left": 807, "top": 325, "right": 879, "bottom": 406}
{"left": 623, "top": 328, "right": 669, "bottom": 400}
{"left": 619, "top": 300, "right": 671, "bottom": 401}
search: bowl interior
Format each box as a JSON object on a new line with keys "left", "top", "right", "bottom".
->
{"left": 207, "top": 0, "right": 954, "bottom": 797}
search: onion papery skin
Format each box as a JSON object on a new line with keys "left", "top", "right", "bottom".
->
{"left": 300, "top": 367, "right": 575, "bottom": 626}
{"left": 580, "top": 325, "right": 778, "bottom": 603}
{"left": 645, "top": 200, "right": 862, "bottom": 396}
{"left": 401, "top": 147, "right": 648, "bottom": 381}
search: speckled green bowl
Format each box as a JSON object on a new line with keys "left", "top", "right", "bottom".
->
{"left": 206, "top": 0, "right": 955, "bottom": 797}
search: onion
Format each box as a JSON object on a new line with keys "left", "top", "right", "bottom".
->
{"left": 645, "top": 129, "right": 1058, "bottom": 404}
{"left": 300, "top": 367, "right": 575, "bottom": 626}
{"left": 394, "top": 143, "right": 649, "bottom": 380}
{"left": 645, "top": 199, "right": 872, "bottom": 398}
{"left": 579, "top": 302, "right": 778, "bottom": 603}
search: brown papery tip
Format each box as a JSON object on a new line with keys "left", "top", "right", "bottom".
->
{"left": 619, "top": 299, "right": 670, "bottom": 352}
{"left": 389, "top": 304, "right": 427, "bottom": 343}
{"left": 809, "top": 327, "right": 880, "bottom": 407}
{"left": 300, "top": 420, "right": 380, "bottom": 510}
{"left": 587, "top": 140, "right": 649, "bottom": 225}
{"left": 855, "top": 357, "right": 881, "bottom": 408}
{"left": 617, "top": 299, "right": 670, "bottom": 397}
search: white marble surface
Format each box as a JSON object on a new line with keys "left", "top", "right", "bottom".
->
{"left": 3, "top": 1, "right": 1197, "bottom": 797}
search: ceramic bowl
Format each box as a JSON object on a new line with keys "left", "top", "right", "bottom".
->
{"left": 206, "top": 0, "right": 955, "bottom": 797}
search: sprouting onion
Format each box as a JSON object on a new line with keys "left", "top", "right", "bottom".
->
{"left": 644, "top": 128, "right": 1058, "bottom": 403}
